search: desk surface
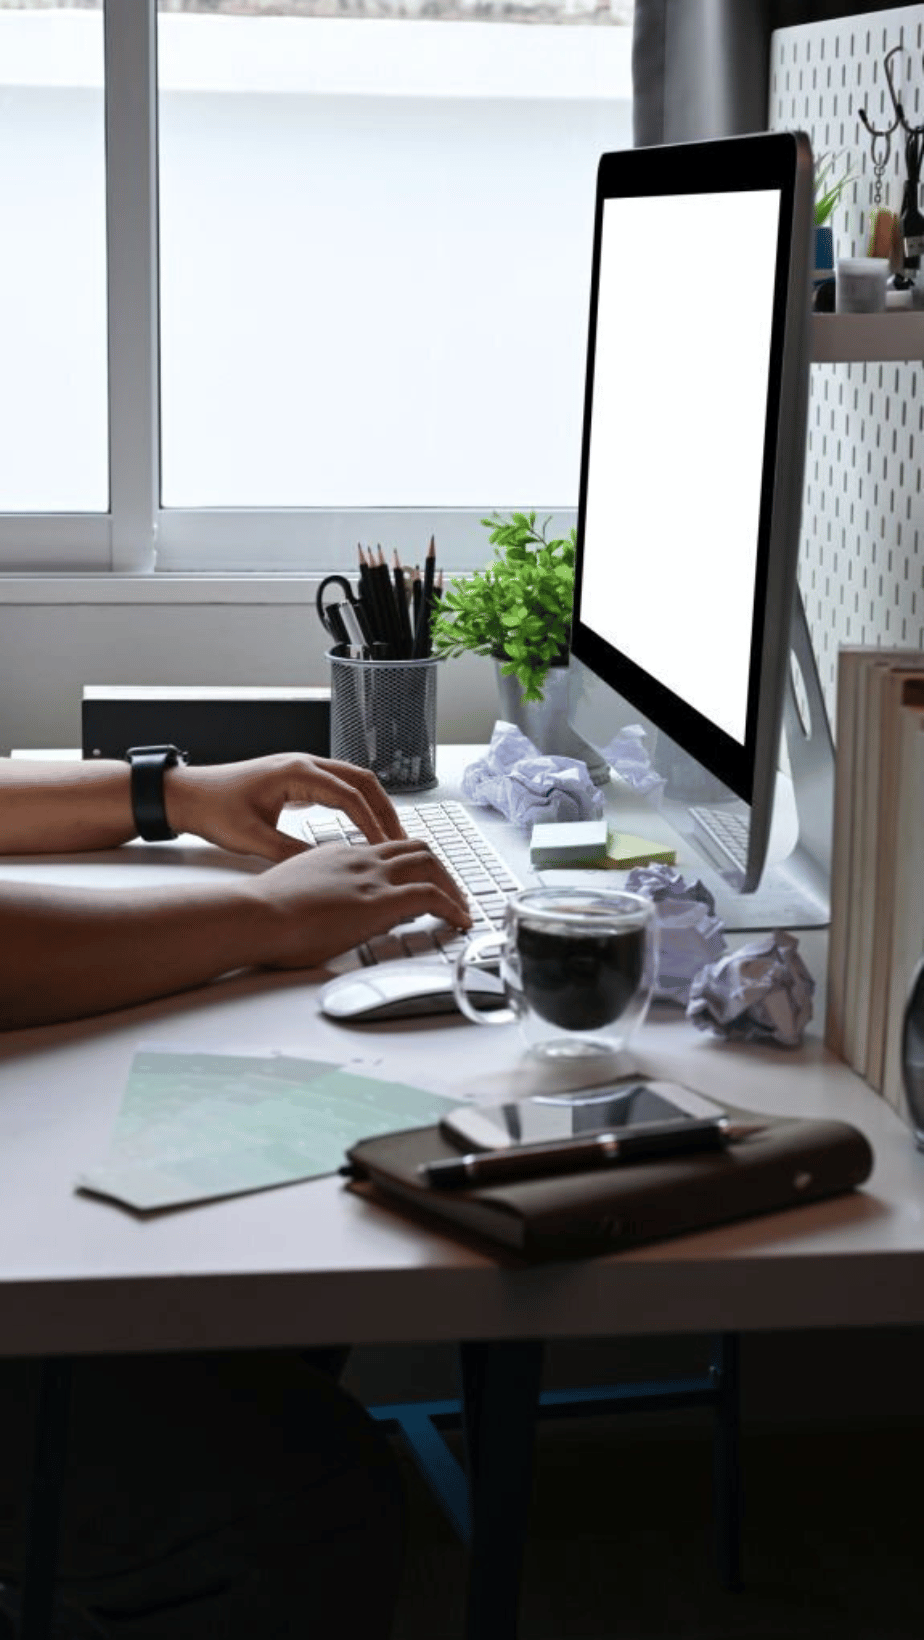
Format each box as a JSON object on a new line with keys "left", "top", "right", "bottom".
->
{"left": 1, "top": 747, "right": 922, "bottom": 1359}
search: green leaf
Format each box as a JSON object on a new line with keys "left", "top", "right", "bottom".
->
{"left": 813, "top": 153, "right": 854, "bottom": 227}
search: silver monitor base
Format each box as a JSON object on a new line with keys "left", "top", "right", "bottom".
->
{"left": 664, "top": 592, "right": 833, "bottom": 931}
{"left": 568, "top": 591, "right": 834, "bottom": 932}
{"left": 683, "top": 850, "right": 830, "bottom": 933}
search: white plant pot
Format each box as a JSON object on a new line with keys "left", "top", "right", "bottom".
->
{"left": 494, "top": 661, "right": 610, "bottom": 786}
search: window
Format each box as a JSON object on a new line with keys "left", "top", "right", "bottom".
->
{"left": 0, "top": 1, "right": 107, "bottom": 523}
{"left": 0, "top": 0, "right": 634, "bottom": 574}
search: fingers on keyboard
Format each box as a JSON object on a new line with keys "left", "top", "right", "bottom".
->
{"left": 305, "top": 799, "right": 521, "bottom": 965}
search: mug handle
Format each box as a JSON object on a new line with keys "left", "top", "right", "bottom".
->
{"left": 453, "top": 931, "right": 516, "bottom": 1026}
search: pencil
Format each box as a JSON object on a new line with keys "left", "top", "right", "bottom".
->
{"left": 358, "top": 543, "right": 388, "bottom": 651}
{"left": 393, "top": 552, "right": 414, "bottom": 657}
{"left": 357, "top": 543, "right": 372, "bottom": 604}
{"left": 374, "top": 544, "right": 403, "bottom": 656}
{"left": 354, "top": 544, "right": 376, "bottom": 645}
{"left": 412, "top": 535, "right": 437, "bottom": 658}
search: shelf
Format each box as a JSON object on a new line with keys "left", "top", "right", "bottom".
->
{"left": 812, "top": 312, "right": 924, "bottom": 363}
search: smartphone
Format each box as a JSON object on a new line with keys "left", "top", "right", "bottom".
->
{"left": 441, "top": 1080, "right": 726, "bottom": 1152}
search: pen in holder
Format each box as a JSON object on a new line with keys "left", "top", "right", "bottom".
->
{"left": 327, "top": 648, "right": 439, "bottom": 793}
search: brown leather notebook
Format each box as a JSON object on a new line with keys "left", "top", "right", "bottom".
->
{"left": 346, "top": 1111, "right": 873, "bottom": 1263}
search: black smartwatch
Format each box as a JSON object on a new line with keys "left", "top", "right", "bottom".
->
{"left": 125, "top": 745, "right": 188, "bottom": 841}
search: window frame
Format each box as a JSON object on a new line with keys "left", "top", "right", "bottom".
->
{"left": 0, "top": 0, "right": 630, "bottom": 577}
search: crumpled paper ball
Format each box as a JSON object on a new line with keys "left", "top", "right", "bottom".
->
{"left": 462, "top": 721, "right": 603, "bottom": 827}
{"left": 686, "top": 930, "right": 815, "bottom": 1048}
{"left": 603, "top": 724, "right": 666, "bottom": 809}
{"left": 625, "top": 863, "right": 716, "bottom": 913}
{"left": 625, "top": 863, "right": 727, "bottom": 1005}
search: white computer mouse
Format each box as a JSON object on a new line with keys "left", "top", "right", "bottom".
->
{"left": 319, "top": 960, "right": 506, "bottom": 1022}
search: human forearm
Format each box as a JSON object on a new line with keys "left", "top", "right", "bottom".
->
{"left": 0, "top": 880, "right": 272, "bottom": 1029}
{"left": 0, "top": 751, "right": 408, "bottom": 860}
{"left": 0, "top": 839, "right": 470, "bottom": 1030}
{"left": 0, "top": 760, "right": 136, "bottom": 854}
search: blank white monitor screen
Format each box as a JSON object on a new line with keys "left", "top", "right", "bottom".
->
{"left": 580, "top": 189, "right": 780, "bottom": 749}
{"left": 570, "top": 132, "right": 813, "bottom": 830}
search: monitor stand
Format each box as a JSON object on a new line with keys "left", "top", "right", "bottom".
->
{"left": 568, "top": 595, "right": 835, "bottom": 932}
{"left": 680, "top": 591, "right": 833, "bottom": 933}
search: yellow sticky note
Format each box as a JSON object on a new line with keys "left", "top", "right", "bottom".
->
{"left": 605, "top": 832, "right": 676, "bottom": 870}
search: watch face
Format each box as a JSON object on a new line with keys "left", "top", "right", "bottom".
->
{"left": 901, "top": 957, "right": 924, "bottom": 1150}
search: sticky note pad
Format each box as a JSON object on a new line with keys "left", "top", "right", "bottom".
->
{"left": 529, "top": 819, "right": 609, "bottom": 869}
{"left": 606, "top": 832, "right": 676, "bottom": 869}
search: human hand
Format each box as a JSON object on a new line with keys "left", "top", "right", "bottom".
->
{"left": 164, "top": 753, "right": 406, "bottom": 861}
{"left": 246, "top": 839, "right": 472, "bottom": 969}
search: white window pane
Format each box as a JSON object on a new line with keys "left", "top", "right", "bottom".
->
{"left": 157, "top": 7, "right": 632, "bottom": 511}
{"left": 0, "top": 2, "right": 107, "bottom": 512}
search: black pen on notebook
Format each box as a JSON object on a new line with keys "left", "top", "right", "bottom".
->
{"left": 418, "top": 1118, "right": 767, "bottom": 1191}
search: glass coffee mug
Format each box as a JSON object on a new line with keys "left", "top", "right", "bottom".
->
{"left": 454, "top": 887, "right": 658, "bottom": 1061}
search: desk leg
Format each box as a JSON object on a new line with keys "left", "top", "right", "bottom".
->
{"left": 20, "top": 1357, "right": 72, "bottom": 1640}
{"left": 459, "top": 1339, "right": 544, "bottom": 1640}
{"left": 711, "top": 1332, "right": 742, "bottom": 1591}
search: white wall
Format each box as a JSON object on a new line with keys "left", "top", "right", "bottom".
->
{"left": 0, "top": 584, "right": 500, "bottom": 752}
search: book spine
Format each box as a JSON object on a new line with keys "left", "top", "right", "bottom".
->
{"left": 882, "top": 709, "right": 924, "bottom": 1120}
{"left": 826, "top": 652, "right": 861, "bottom": 1060}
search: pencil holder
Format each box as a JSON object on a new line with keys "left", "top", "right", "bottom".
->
{"left": 327, "top": 650, "right": 440, "bottom": 793}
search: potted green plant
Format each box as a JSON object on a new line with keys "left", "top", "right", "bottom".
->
{"left": 431, "top": 512, "right": 574, "bottom": 702}
{"left": 431, "top": 511, "right": 609, "bottom": 782}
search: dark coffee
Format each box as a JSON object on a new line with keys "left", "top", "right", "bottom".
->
{"left": 515, "top": 919, "right": 647, "bottom": 1031}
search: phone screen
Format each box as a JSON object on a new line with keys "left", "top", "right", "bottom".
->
{"left": 441, "top": 1081, "right": 725, "bottom": 1151}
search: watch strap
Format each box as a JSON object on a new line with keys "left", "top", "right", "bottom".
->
{"left": 125, "top": 745, "right": 187, "bottom": 841}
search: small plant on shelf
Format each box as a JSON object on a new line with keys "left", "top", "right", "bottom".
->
{"left": 814, "top": 152, "right": 854, "bottom": 226}
{"left": 430, "top": 512, "right": 575, "bottom": 703}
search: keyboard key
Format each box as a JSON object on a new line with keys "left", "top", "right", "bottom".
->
{"left": 365, "top": 933, "right": 407, "bottom": 966}
{"left": 402, "top": 928, "right": 442, "bottom": 958}
{"left": 435, "top": 928, "right": 468, "bottom": 956}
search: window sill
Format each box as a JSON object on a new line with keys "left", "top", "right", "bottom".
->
{"left": 0, "top": 574, "right": 326, "bottom": 606}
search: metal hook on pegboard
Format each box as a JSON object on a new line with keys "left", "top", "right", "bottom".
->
{"left": 859, "top": 45, "right": 903, "bottom": 207}
{"left": 882, "top": 44, "right": 924, "bottom": 140}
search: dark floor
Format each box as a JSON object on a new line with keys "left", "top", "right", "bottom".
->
{"left": 389, "top": 1413, "right": 924, "bottom": 1639}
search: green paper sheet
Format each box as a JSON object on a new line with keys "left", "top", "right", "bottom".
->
{"left": 78, "top": 1048, "right": 455, "bottom": 1212}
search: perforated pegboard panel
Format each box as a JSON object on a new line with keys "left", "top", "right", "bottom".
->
{"left": 770, "top": 6, "right": 924, "bottom": 735}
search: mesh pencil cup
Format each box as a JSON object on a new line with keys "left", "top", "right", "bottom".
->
{"left": 327, "top": 650, "right": 440, "bottom": 793}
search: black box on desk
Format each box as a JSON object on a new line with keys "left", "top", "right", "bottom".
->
{"left": 82, "top": 686, "right": 331, "bottom": 764}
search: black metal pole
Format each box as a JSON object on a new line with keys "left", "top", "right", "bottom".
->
{"left": 710, "top": 1331, "right": 742, "bottom": 1591}
{"left": 20, "top": 1356, "right": 72, "bottom": 1640}
{"left": 459, "top": 1339, "right": 544, "bottom": 1640}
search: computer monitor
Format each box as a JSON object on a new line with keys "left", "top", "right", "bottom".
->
{"left": 567, "top": 130, "right": 833, "bottom": 930}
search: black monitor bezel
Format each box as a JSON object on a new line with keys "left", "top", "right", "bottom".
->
{"left": 570, "top": 132, "right": 802, "bottom": 805}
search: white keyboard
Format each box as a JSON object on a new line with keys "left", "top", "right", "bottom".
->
{"left": 689, "top": 803, "right": 750, "bottom": 871}
{"left": 300, "top": 799, "right": 523, "bottom": 969}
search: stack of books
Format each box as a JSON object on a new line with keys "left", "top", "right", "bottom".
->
{"left": 826, "top": 647, "right": 924, "bottom": 1129}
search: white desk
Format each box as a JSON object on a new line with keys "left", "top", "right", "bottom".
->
{"left": 1, "top": 744, "right": 923, "bottom": 1360}
{"left": 2, "top": 745, "right": 923, "bottom": 1640}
